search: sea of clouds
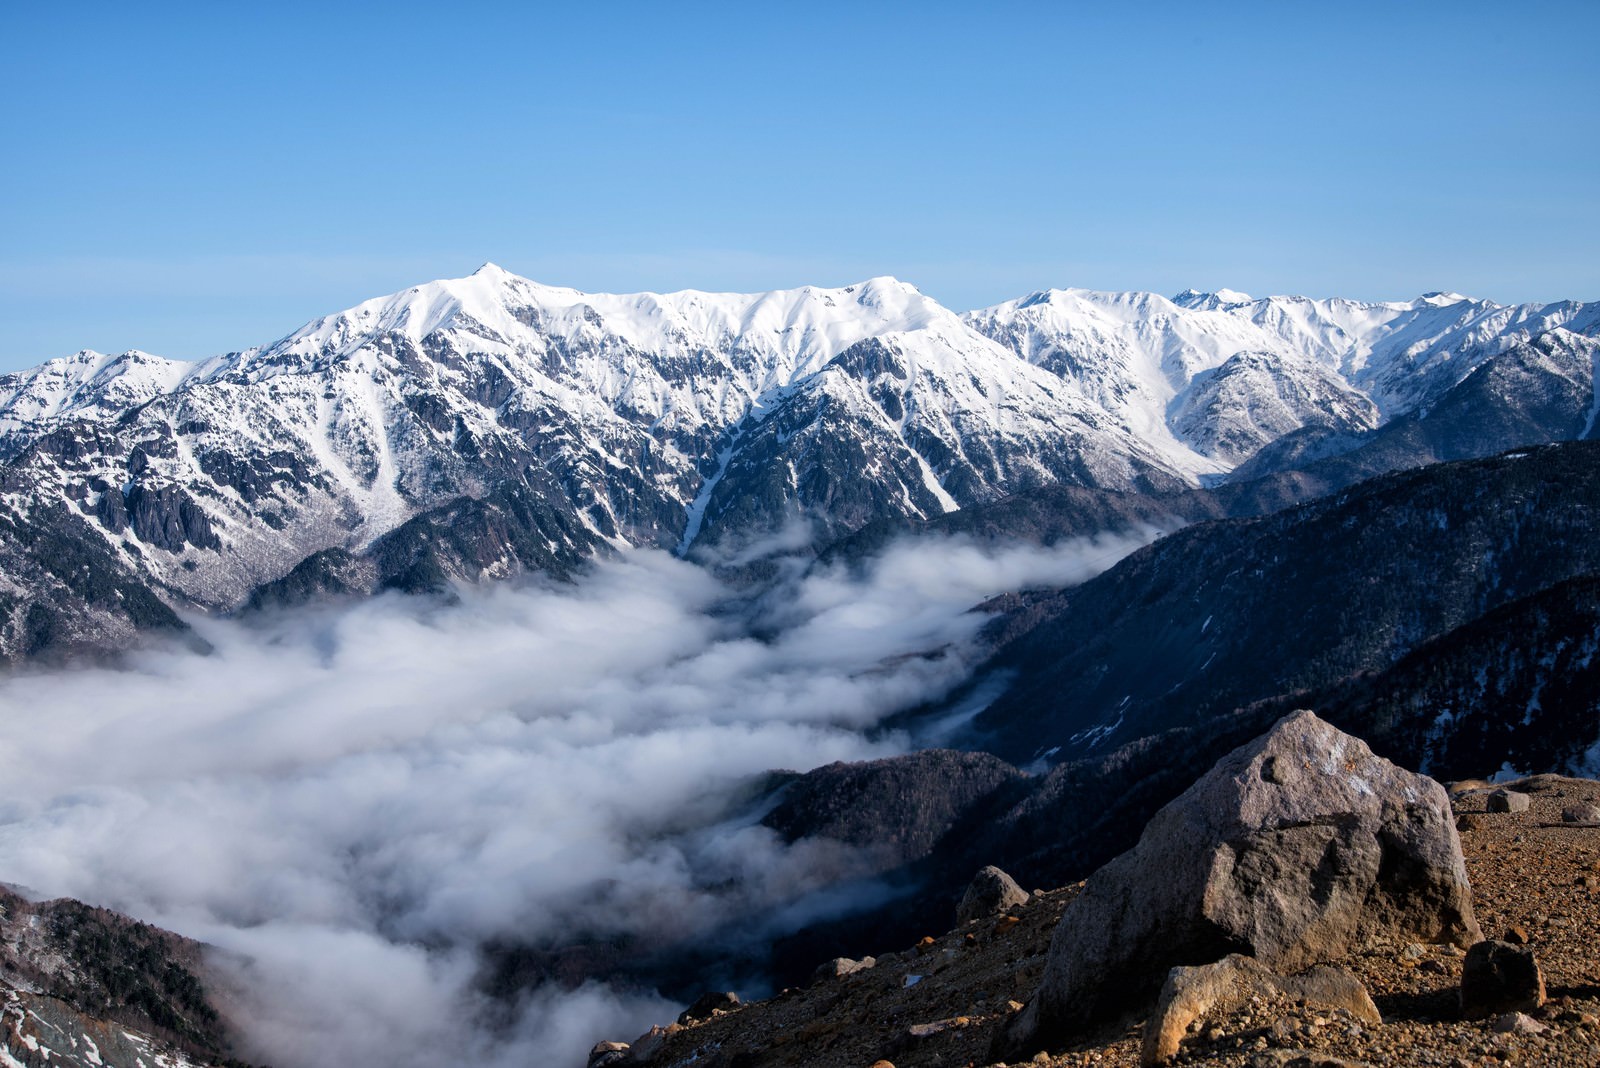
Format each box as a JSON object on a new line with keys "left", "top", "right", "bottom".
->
{"left": 0, "top": 531, "right": 1153, "bottom": 1067}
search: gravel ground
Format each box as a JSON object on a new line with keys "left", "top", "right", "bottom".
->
{"left": 611, "top": 775, "right": 1600, "bottom": 1068}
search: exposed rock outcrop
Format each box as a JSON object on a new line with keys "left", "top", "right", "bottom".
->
{"left": 761, "top": 750, "right": 1026, "bottom": 873}
{"left": 677, "top": 991, "right": 740, "bottom": 1025}
{"left": 1004, "top": 710, "right": 1479, "bottom": 1053}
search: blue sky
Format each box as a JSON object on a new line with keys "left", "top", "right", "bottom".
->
{"left": 3, "top": 1, "right": 1596, "bottom": 370}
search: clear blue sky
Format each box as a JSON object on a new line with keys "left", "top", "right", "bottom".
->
{"left": 3, "top": 1, "right": 1596, "bottom": 370}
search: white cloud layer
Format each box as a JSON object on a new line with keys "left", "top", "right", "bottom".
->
{"left": 0, "top": 532, "right": 1151, "bottom": 1067}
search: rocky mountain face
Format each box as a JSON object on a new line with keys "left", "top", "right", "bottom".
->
{"left": 0, "top": 269, "right": 1594, "bottom": 666}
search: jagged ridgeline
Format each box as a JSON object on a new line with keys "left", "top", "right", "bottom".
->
{"left": 0, "top": 267, "right": 1596, "bottom": 665}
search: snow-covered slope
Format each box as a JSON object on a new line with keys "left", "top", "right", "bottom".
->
{"left": 0, "top": 266, "right": 1593, "bottom": 651}
{"left": 0, "top": 268, "right": 1188, "bottom": 614}
{"left": 0, "top": 349, "right": 192, "bottom": 444}
{"left": 1169, "top": 350, "right": 1379, "bottom": 465}
{"left": 966, "top": 287, "right": 1600, "bottom": 469}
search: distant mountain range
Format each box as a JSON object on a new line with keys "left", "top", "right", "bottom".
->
{"left": 0, "top": 266, "right": 1595, "bottom": 665}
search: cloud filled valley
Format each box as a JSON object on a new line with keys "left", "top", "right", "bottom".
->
{"left": 0, "top": 532, "right": 1153, "bottom": 1068}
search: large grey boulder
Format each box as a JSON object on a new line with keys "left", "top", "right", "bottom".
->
{"left": 1005, "top": 710, "right": 1479, "bottom": 1053}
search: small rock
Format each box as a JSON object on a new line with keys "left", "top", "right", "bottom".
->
{"left": 1141, "top": 954, "right": 1379, "bottom": 1065}
{"left": 677, "top": 990, "right": 740, "bottom": 1026}
{"left": 1490, "top": 1011, "right": 1547, "bottom": 1034}
{"left": 1252, "top": 1053, "right": 1373, "bottom": 1068}
{"left": 1562, "top": 803, "right": 1600, "bottom": 824}
{"left": 587, "top": 1040, "right": 629, "bottom": 1068}
{"left": 1503, "top": 925, "right": 1530, "bottom": 945}
{"left": 958, "top": 865, "right": 1031, "bottom": 924}
{"left": 812, "top": 955, "right": 876, "bottom": 982}
{"left": 1460, "top": 940, "right": 1546, "bottom": 1018}
{"left": 1400, "top": 942, "right": 1427, "bottom": 961}
{"left": 1487, "top": 789, "right": 1531, "bottom": 814}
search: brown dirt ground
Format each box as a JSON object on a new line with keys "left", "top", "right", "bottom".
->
{"left": 609, "top": 774, "right": 1600, "bottom": 1068}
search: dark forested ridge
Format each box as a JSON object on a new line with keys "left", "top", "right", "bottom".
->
{"left": 960, "top": 441, "right": 1600, "bottom": 767}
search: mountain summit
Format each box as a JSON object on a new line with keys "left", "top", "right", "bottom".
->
{"left": 0, "top": 267, "right": 1594, "bottom": 665}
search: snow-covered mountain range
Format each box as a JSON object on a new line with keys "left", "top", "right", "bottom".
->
{"left": 1, "top": 265, "right": 1595, "bottom": 663}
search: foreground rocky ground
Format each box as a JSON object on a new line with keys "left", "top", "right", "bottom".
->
{"left": 598, "top": 773, "right": 1600, "bottom": 1068}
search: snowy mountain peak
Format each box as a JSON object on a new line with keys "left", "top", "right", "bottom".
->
{"left": 0, "top": 347, "right": 193, "bottom": 433}
{"left": 1171, "top": 288, "right": 1255, "bottom": 310}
